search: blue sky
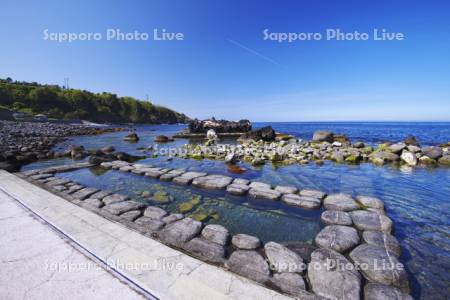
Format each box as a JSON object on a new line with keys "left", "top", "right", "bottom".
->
{"left": 1, "top": 0, "right": 449, "bottom": 121}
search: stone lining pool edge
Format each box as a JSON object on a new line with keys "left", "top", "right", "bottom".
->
{"left": 18, "top": 162, "right": 414, "bottom": 300}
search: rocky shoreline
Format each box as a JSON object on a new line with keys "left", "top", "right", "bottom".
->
{"left": 178, "top": 130, "right": 450, "bottom": 168}
{"left": 19, "top": 161, "right": 413, "bottom": 300}
{"left": 0, "top": 120, "right": 124, "bottom": 172}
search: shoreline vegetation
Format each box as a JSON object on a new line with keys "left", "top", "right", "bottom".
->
{"left": 0, "top": 78, "right": 189, "bottom": 124}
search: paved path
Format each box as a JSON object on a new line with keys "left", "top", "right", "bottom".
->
{"left": 0, "top": 188, "right": 148, "bottom": 300}
{"left": 0, "top": 170, "right": 291, "bottom": 300}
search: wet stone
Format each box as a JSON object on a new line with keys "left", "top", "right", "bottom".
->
{"left": 270, "top": 273, "right": 311, "bottom": 299}
{"left": 161, "top": 213, "right": 184, "bottom": 224}
{"left": 72, "top": 187, "right": 100, "bottom": 200}
{"left": 275, "top": 185, "right": 299, "bottom": 194}
{"left": 145, "top": 168, "right": 171, "bottom": 178}
{"left": 226, "top": 183, "right": 250, "bottom": 196}
{"left": 362, "top": 231, "right": 401, "bottom": 257}
{"left": 119, "top": 165, "right": 135, "bottom": 172}
{"left": 134, "top": 216, "right": 165, "bottom": 231}
{"left": 356, "top": 195, "right": 384, "bottom": 210}
{"left": 183, "top": 238, "right": 226, "bottom": 264}
{"left": 159, "top": 218, "right": 202, "bottom": 247}
{"left": 131, "top": 168, "right": 147, "bottom": 175}
{"left": 315, "top": 225, "right": 360, "bottom": 253}
{"left": 143, "top": 206, "right": 168, "bottom": 220}
{"left": 172, "top": 172, "right": 207, "bottom": 185}
{"left": 65, "top": 184, "right": 84, "bottom": 194}
{"left": 323, "top": 193, "right": 360, "bottom": 211}
{"left": 299, "top": 189, "right": 326, "bottom": 200}
{"left": 308, "top": 248, "right": 361, "bottom": 300}
{"left": 159, "top": 169, "right": 185, "bottom": 181}
{"left": 350, "top": 210, "right": 393, "bottom": 233}
{"left": 264, "top": 241, "right": 305, "bottom": 273}
{"left": 90, "top": 190, "right": 113, "bottom": 200}
{"left": 81, "top": 198, "right": 104, "bottom": 208}
{"left": 349, "top": 244, "right": 409, "bottom": 291}
{"left": 52, "top": 185, "right": 67, "bottom": 192}
{"left": 225, "top": 250, "right": 270, "bottom": 284}
{"left": 120, "top": 210, "right": 142, "bottom": 222}
{"left": 233, "top": 178, "right": 250, "bottom": 185}
{"left": 103, "top": 194, "right": 130, "bottom": 205}
{"left": 100, "top": 162, "right": 113, "bottom": 169}
{"left": 231, "top": 233, "right": 261, "bottom": 250}
{"left": 192, "top": 174, "right": 233, "bottom": 189}
{"left": 30, "top": 173, "right": 53, "bottom": 180}
{"left": 281, "top": 194, "right": 321, "bottom": 209}
{"left": 249, "top": 187, "right": 281, "bottom": 200}
{"left": 364, "top": 283, "right": 413, "bottom": 300}
{"left": 321, "top": 210, "right": 352, "bottom": 226}
{"left": 47, "top": 178, "right": 71, "bottom": 186}
{"left": 249, "top": 181, "right": 271, "bottom": 190}
{"left": 103, "top": 201, "right": 145, "bottom": 215}
{"left": 201, "top": 224, "right": 230, "bottom": 246}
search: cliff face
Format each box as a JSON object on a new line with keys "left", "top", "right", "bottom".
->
{"left": 187, "top": 118, "right": 252, "bottom": 133}
{"left": 0, "top": 78, "right": 189, "bottom": 124}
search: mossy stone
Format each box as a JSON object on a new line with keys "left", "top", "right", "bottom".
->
{"left": 179, "top": 202, "right": 194, "bottom": 213}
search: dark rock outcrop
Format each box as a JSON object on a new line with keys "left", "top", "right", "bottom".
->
{"left": 238, "top": 126, "right": 276, "bottom": 142}
{"left": 188, "top": 118, "right": 251, "bottom": 134}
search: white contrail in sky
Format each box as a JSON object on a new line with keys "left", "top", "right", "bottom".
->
{"left": 226, "top": 38, "right": 282, "bottom": 67}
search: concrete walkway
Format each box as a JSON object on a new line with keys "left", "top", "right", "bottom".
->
{"left": 0, "top": 170, "right": 291, "bottom": 300}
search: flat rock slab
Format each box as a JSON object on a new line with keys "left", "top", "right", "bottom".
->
{"left": 356, "top": 195, "right": 384, "bottom": 210}
{"left": 225, "top": 250, "right": 270, "bottom": 284}
{"left": 323, "top": 193, "right": 360, "bottom": 211}
{"left": 159, "top": 218, "right": 202, "bottom": 246}
{"left": 349, "top": 244, "right": 409, "bottom": 291}
{"left": 134, "top": 216, "right": 165, "bottom": 231}
{"left": 364, "top": 283, "right": 413, "bottom": 300}
{"left": 72, "top": 187, "right": 100, "bottom": 200}
{"left": 103, "top": 201, "right": 145, "bottom": 215}
{"left": 192, "top": 174, "right": 233, "bottom": 190}
{"left": 103, "top": 194, "right": 130, "bottom": 205}
{"left": 145, "top": 168, "right": 171, "bottom": 178}
{"left": 120, "top": 210, "right": 142, "bottom": 222}
{"left": 350, "top": 210, "right": 392, "bottom": 233}
{"left": 281, "top": 194, "right": 321, "bottom": 209}
{"left": 52, "top": 185, "right": 67, "bottom": 192}
{"left": 249, "top": 181, "right": 272, "bottom": 190}
{"left": 299, "top": 189, "right": 326, "bottom": 200}
{"left": 183, "top": 238, "right": 226, "bottom": 264}
{"left": 271, "top": 273, "right": 312, "bottom": 299}
{"left": 65, "top": 184, "right": 84, "bottom": 194}
{"left": 172, "top": 172, "right": 207, "bottom": 185}
{"left": 143, "top": 206, "right": 168, "bottom": 220}
{"left": 161, "top": 213, "right": 184, "bottom": 224}
{"left": 226, "top": 183, "right": 250, "bottom": 196}
{"left": 30, "top": 173, "right": 54, "bottom": 180}
{"left": 233, "top": 178, "right": 250, "bottom": 185}
{"left": 362, "top": 231, "right": 401, "bottom": 257}
{"left": 201, "top": 224, "right": 230, "bottom": 246}
{"left": 119, "top": 165, "right": 135, "bottom": 172}
{"left": 159, "top": 169, "right": 185, "bottom": 181}
{"left": 46, "top": 178, "right": 71, "bottom": 186}
{"left": 264, "top": 241, "right": 304, "bottom": 273}
{"left": 249, "top": 188, "right": 281, "bottom": 200}
{"left": 231, "top": 233, "right": 261, "bottom": 250}
{"left": 321, "top": 210, "right": 353, "bottom": 226}
{"left": 275, "top": 185, "right": 299, "bottom": 194}
{"left": 308, "top": 248, "right": 361, "bottom": 300}
{"left": 90, "top": 190, "right": 113, "bottom": 200}
{"left": 81, "top": 198, "right": 104, "bottom": 208}
{"left": 315, "top": 225, "right": 360, "bottom": 253}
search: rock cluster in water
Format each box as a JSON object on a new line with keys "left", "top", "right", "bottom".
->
{"left": 20, "top": 160, "right": 413, "bottom": 299}
{"left": 179, "top": 130, "right": 450, "bottom": 168}
{"left": 0, "top": 120, "right": 123, "bottom": 171}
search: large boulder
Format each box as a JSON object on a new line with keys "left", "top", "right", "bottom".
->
{"left": 183, "top": 238, "right": 226, "bottom": 264}
{"left": 422, "top": 146, "right": 443, "bottom": 159}
{"left": 159, "top": 218, "right": 202, "bottom": 247}
{"left": 225, "top": 250, "right": 270, "bottom": 283}
{"left": 188, "top": 118, "right": 252, "bottom": 134}
{"left": 350, "top": 210, "right": 392, "bottom": 233}
{"left": 323, "top": 193, "right": 360, "bottom": 211}
{"left": 231, "top": 233, "right": 261, "bottom": 249}
{"left": 400, "top": 151, "right": 417, "bottom": 166}
{"left": 123, "top": 133, "right": 139, "bottom": 142}
{"left": 313, "top": 131, "right": 334, "bottom": 143}
{"left": 321, "top": 210, "right": 353, "bottom": 226}
{"left": 315, "top": 225, "right": 360, "bottom": 253}
{"left": 308, "top": 248, "right": 361, "bottom": 300}
{"left": 238, "top": 126, "right": 276, "bottom": 142}
{"left": 349, "top": 244, "right": 409, "bottom": 291}
{"left": 264, "top": 241, "right": 305, "bottom": 273}
{"left": 192, "top": 174, "right": 233, "bottom": 189}
{"left": 364, "top": 283, "right": 413, "bottom": 300}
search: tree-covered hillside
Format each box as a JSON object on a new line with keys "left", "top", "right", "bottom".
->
{"left": 0, "top": 78, "right": 189, "bottom": 124}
